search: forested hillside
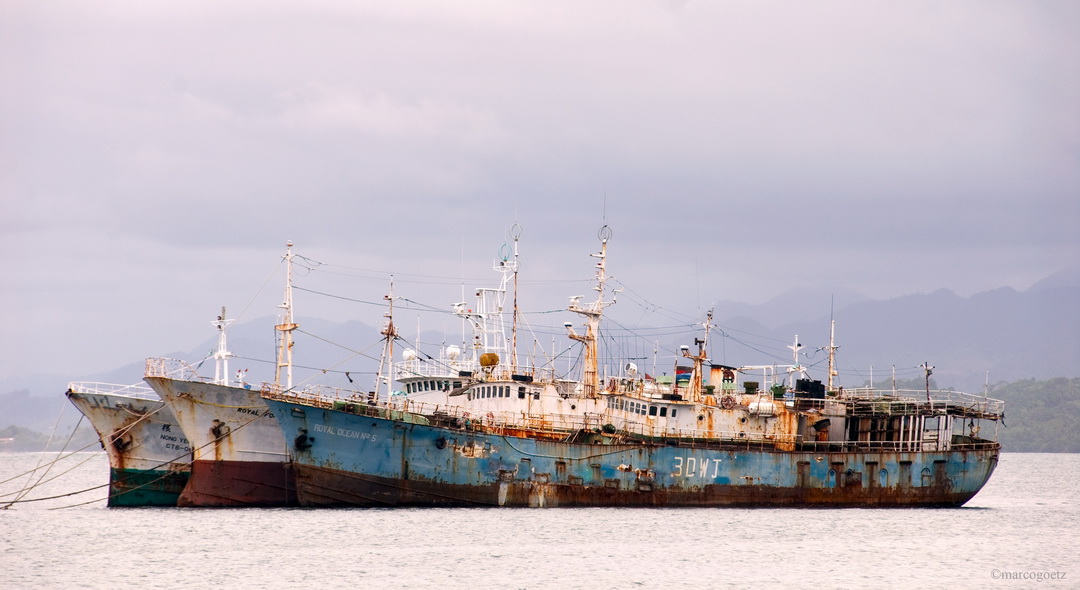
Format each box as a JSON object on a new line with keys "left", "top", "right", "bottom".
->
{"left": 989, "top": 377, "right": 1080, "bottom": 452}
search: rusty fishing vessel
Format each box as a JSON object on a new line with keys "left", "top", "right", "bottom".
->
{"left": 66, "top": 382, "right": 191, "bottom": 506}
{"left": 143, "top": 245, "right": 301, "bottom": 507}
{"left": 263, "top": 227, "right": 1004, "bottom": 508}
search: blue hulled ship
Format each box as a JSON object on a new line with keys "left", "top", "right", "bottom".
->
{"left": 262, "top": 227, "right": 1003, "bottom": 508}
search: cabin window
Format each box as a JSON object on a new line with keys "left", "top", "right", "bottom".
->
{"left": 454, "top": 381, "right": 462, "bottom": 389}
{"left": 500, "top": 386, "right": 507, "bottom": 398}
{"left": 518, "top": 387, "right": 526, "bottom": 399}
{"left": 422, "top": 381, "right": 429, "bottom": 391}
{"left": 533, "top": 391, "right": 540, "bottom": 400}
{"left": 671, "top": 409, "right": 677, "bottom": 418}
{"left": 442, "top": 381, "right": 449, "bottom": 391}
{"left": 649, "top": 406, "right": 657, "bottom": 416}
{"left": 659, "top": 407, "right": 667, "bottom": 417}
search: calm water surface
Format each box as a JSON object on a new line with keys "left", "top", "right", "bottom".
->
{"left": 0, "top": 452, "right": 1076, "bottom": 589}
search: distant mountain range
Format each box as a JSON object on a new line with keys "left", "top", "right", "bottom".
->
{"left": 3, "top": 267, "right": 1077, "bottom": 437}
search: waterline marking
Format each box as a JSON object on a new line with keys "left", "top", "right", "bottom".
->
{"left": 991, "top": 569, "right": 1067, "bottom": 582}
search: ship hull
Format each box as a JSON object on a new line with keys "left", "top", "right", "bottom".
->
{"left": 145, "top": 375, "right": 297, "bottom": 507}
{"left": 177, "top": 459, "right": 296, "bottom": 507}
{"left": 266, "top": 399, "right": 999, "bottom": 508}
{"left": 66, "top": 388, "right": 191, "bottom": 507}
{"left": 108, "top": 467, "right": 190, "bottom": 507}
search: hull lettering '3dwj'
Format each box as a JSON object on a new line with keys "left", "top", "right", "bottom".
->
{"left": 262, "top": 226, "right": 1003, "bottom": 508}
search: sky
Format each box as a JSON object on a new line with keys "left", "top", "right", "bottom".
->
{"left": 2, "top": 1, "right": 1078, "bottom": 381}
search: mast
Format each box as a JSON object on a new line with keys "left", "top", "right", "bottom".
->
{"left": 375, "top": 279, "right": 397, "bottom": 403}
{"left": 211, "top": 306, "right": 235, "bottom": 386}
{"left": 567, "top": 225, "right": 616, "bottom": 398}
{"left": 787, "top": 335, "right": 804, "bottom": 387}
{"left": 509, "top": 223, "right": 522, "bottom": 371}
{"left": 453, "top": 231, "right": 520, "bottom": 377}
{"left": 826, "top": 319, "right": 839, "bottom": 391}
{"left": 922, "top": 361, "right": 934, "bottom": 402}
{"left": 681, "top": 309, "right": 712, "bottom": 403}
{"left": 274, "top": 241, "right": 299, "bottom": 390}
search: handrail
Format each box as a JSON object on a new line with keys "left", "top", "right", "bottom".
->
{"left": 144, "top": 357, "right": 213, "bottom": 383}
{"left": 840, "top": 388, "right": 1004, "bottom": 417}
{"left": 262, "top": 385, "right": 1001, "bottom": 451}
{"left": 66, "top": 381, "right": 159, "bottom": 401}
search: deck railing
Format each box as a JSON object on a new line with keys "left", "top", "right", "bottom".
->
{"left": 67, "top": 381, "right": 158, "bottom": 401}
{"left": 841, "top": 388, "right": 1004, "bottom": 418}
{"left": 144, "top": 357, "right": 213, "bottom": 383}
{"left": 262, "top": 385, "right": 1001, "bottom": 452}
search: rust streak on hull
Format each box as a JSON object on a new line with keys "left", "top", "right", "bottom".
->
{"left": 292, "top": 455, "right": 994, "bottom": 508}
{"left": 177, "top": 460, "right": 297, "bottom": 507}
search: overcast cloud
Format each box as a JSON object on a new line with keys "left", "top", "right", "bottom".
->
{"left": 2, "top": 1, "right": 1078, "bottom": 379}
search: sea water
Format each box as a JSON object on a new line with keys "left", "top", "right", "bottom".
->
{"left": 0, "top": 452, "right": 1076, "bottom": 589}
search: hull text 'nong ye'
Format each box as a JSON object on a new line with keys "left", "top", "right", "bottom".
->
{"left": 66, "top": 382, "right": 191, "bottom": 507}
